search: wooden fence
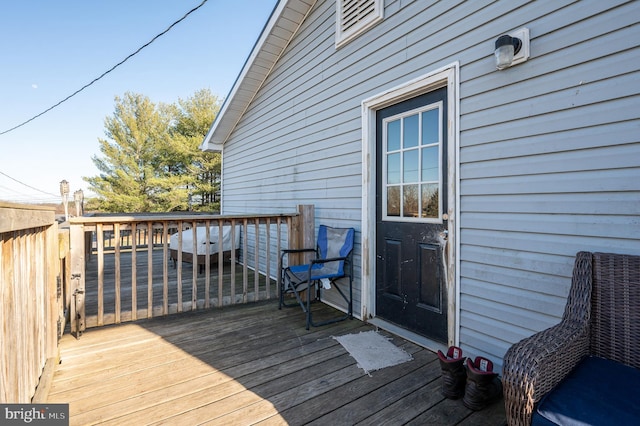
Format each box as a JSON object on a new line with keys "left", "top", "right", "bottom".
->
{"left": 0, "top": 202, "right": 63, "bottom": 403}
{"left": 67, "top": 205, "right": 314, "bottom": 336}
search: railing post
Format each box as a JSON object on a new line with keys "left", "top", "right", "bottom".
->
{"left": 69, "top": 222, "right": 86, "bottom": 338}
{"left": 289, "top": 205, "right": 315, "bottom": 262}
{"left": 43, "top": 223, "right": 59, "bottom": 359}
{"left": 296, "top": 204, "right": 315, "bottom": 261}
{"left": 289, "top": 205, "right": 315, "bottom": 301}
{"left": 57, "top": 228, "right": 70, "bottom": 340}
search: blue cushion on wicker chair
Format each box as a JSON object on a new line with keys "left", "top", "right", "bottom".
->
{"left": 533, "top": 355, "right": 640, "bottom": 425}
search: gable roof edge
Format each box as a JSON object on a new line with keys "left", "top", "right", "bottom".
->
{"left": 201, "top": 0, "right": 316, "bottom": 152}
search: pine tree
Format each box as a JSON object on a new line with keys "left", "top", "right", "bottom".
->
{"left": 172, "top": 89, "right": 221, "bottom": 212}
{"left": 85, "top": 90, "right": 221, "bottom": 213}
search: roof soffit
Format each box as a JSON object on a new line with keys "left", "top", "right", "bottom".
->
{"left": 202, "top": 0, "right": 316, "bottom": 151}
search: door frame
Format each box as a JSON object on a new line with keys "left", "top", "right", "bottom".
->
{"left": 361, "top": 62, "right": 460, "bottom": 347}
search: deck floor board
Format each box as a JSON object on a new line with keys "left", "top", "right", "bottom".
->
{"left": 49, "top": 301, "right": 506, "bottom": 425}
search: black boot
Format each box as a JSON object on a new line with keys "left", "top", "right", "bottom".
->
{"left": 463, "top": 356, "right": 503, "bottom": 410}
{"left": 437, "top": 346, "right": 466, "bottom": 399}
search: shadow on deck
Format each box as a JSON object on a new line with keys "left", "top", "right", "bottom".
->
{"left": 49, "top": 301, "right": 506, "bottom": 425}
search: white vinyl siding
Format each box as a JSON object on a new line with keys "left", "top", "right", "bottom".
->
{"left": 217, "top": 0, "right": 640, "bottom": 369}
{"left": 335, "top": 0, "right": 383, "bottom": 48}
{"left": 456, "top": 0, "right": 640, "bottom": 366}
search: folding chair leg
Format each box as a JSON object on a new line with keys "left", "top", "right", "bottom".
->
{"left": 280, "top": 274, "right": 314, "bottom": 324}
{"left": 306, "top": 283, "right": 312, "bottom": 330}
{"left": 307, "top": 277, "right": 353, "bottom": 328}
{"left": 281, "top": 274, "right": 354, "bottom": 330}
{"left": 278, "top": 272, "right": 283, "bottom": 310}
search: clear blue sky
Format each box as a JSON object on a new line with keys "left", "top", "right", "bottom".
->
{"left": 0, "top": 0, "right": 278, "bottom": 204}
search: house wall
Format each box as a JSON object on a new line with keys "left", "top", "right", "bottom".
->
{"left": 219, "top": 0, "right": 640, "bottom": 367}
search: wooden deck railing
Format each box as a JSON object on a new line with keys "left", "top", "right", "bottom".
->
{"left": 0, "top": 202, "right": 63, "bottom": 403}
{"left": 67, "top": 205, "right": 314, "bottom": 337}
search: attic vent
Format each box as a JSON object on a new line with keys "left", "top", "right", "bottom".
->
{"left": 336, "top": 0, "right": 383, "bottom": 48}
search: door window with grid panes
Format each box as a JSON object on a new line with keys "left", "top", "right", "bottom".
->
{"left": 383, "top": 103, "right": 443, "bottom": 222}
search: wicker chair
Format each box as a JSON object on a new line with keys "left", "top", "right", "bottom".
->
{"left": 502, "top": 251, "right": 640, "bottom": 425}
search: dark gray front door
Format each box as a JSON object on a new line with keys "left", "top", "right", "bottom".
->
{"left": 375, "top": 87, "right": 448, "bottom": 343}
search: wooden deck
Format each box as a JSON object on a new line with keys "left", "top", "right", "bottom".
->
{"left": 48, "top": 301, "right": 506, "bottom": 425}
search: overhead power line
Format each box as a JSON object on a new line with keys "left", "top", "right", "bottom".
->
{"left": 0, "top": 0, "right": 208, "bottom": 136}
{"left": 0, "top": 170, "right": 59, "bottom": 197}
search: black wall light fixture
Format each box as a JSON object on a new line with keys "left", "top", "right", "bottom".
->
{"left": 494, "top": 28, "right": 530, "bottom": 70}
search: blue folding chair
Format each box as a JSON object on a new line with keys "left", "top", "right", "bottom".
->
{"left": 279, "top": 225, "right": 355, "bottom": 329}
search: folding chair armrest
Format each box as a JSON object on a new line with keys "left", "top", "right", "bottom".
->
{"left": 310, "top": 256, "right": 348, "bottom": 265}
{"left": 280, "top": 248, "right": 317, "bottom": 264}
{"left": 310, "top": 257, "right": 353, "bottom": 281}
{"left": 282, "top": 248, "right": 316, "bottom": 254}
